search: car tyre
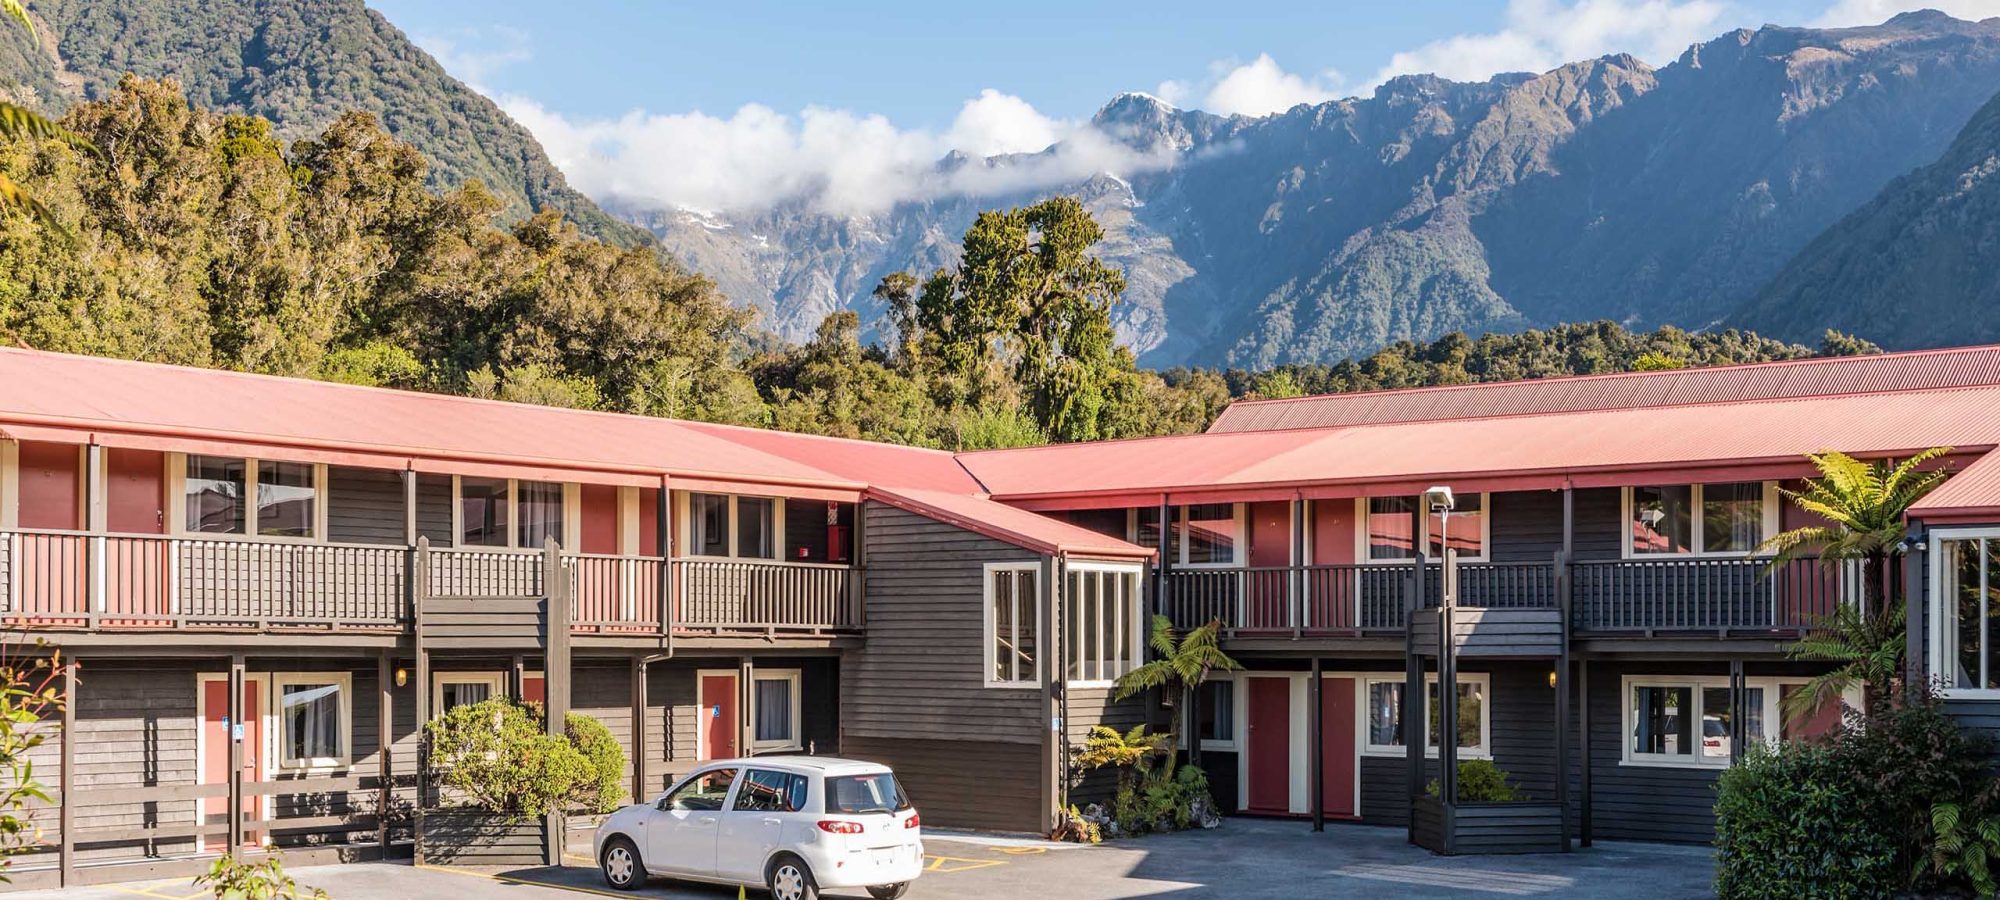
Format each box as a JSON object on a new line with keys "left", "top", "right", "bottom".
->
{"left": 766, "top": 853, "right": 821, "bottom": 900}
{"left": 600, "top": 836, "right": 645, "bottom": 891}
{"left": 867, "top": 883, "right": 912, "bottom": 899}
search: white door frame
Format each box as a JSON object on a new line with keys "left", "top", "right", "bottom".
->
{"left": 1228, "top": 671, "right": 1365, "bottom": 818}
{"left": 194, "top": 672, "right": 273, "bottom": 847}
{"left": 695, "top": 669, "right": 740, "bottom": 761}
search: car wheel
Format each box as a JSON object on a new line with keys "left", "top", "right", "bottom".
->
{"left": 766, "top": 854, "right": 820, "bottom": 900}
{"left": 600, "top": 837, "right": 644, "bottom": 891}
{"left": 867, "top": 883, "right": 911, "bottom": 900}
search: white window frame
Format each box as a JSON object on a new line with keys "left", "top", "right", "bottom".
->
{"left": 750, "top": 668, "right": 804, "bottom": 753}
{"left": 432, "top": 672, "right": 507, "bottom": 714}
{"left": 168, "top": 453, "right": 329, "bottom": 543}
{"left": 1616, "top": 674, "right": 1850, "bottom": 768}
{"left": 1354, "top": 494, "right": 1492, "bottom": 565}
{"left": 1063, "top": 561, "right": 1145, "bottom": 688}
{"left": 1359, "top": 673, "right": 1493, "bottom": 759}
{"left": 272, "top": 672, "right": 353, "bottom": 771}
{"left": 1930, "top": 527, "right": 2000, "bottom": 698}
{"left": 983, "top": 561, "right": 1043, "bottom": 689}
{"left": 1620, "top": 482, "right": 1780, "bottom": 559}
{"left": 678, "top": 491, "right": 787, "bottom": 561}
{"left": 449, "top": 476, "right": 580, "bottom": 552}
{"left": 1193, "top": 674, "right": 1239, "bottom": 752}
{"left": 1127, "top": 504, "right": 1246, "bottom": 569}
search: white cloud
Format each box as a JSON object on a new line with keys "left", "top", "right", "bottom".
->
{"left": 502, "top": 90, "right": 1172, "bottom": 217}
{"left": 1813, "top": 0, "right": 2000, "bottom": 25}
{"left": 1367, "top": 0, "right": 1730, "bottom": 85}
{"left": 1185, "top": 54, "right": 1348, "bottom": 117}
{"left": 415, "top": 25, "right": 531, "bottom": 89}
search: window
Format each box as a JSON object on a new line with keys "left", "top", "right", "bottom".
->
{"left": 458, "top": 477, "right": 509, "bottom": 547}
{"left": 185, "top": 455, "right": 247, "bottom": 534}
{"left": 1196, "top": 679, "right": 1235, "bottom": 749}
{"left": 1363, "top": 674, "right": 1491, "bottom": 757}
{"left": 516, "top": 480, "right": 564, "bottom": 549}
{"left": 1429, "top": 493, "right": 1484, "bottom": 560}
{"left": 1627, "top": 482, "right": 1775, "bottom": 557}
{"left": 732, "top": 769, "right": 808, "bottom": 813}
{"left": 257, "top": 462, "right": 316, "bottom": 538}
{"left": 1621, "top": 676, "right": 1823, "bottom": 768}
{"left": 1135, "top": 507, "right": 1172, "bottom": 559}
{"left": 985, "top": 563, "right": 1040, "bottom": 687}
{"left": 752, "top": 670, "right": 802, "bottom": 752}
{"left": 1367, "top": 497, "right": 1417, "bottom": 560}
{"left": 275, "top": 674, "right": 349, "bottom": 769}
{"left": 435, "top": 674, "right": 504, "bottom": 714}
{"left": 1933, "top": 533, "right": 2000, "bottom": 694}
{"left": 1064, "top": 564, "right": 1142, "bottom": 685}
{"left": 664, "top": 768, "right": 738, "bottom": 812}
{"left": 826, "top": 772, "right": 911, "bottom": 814}
{"left": 1133, "top": 505, "right": 1240, "bottom": 567}
{"left": 685, "top": 492, "right": 781, "bottom": 560}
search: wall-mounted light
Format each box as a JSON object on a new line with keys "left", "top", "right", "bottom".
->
{"left": 395, "top": 667, "right": 408, "bottom": 688}
{"left": 1548, "top": 670, "right": 1558, "bottom": 689}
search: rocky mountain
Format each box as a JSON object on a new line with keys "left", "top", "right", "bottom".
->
{"left": 0, "top": 0, "right": 649, "bottom": 244}
{"left": 649, "top": 11, "right": 2000, "bottom": 366}
{"left": 1734, "top": 77, "right": 2000, "bottom": 347}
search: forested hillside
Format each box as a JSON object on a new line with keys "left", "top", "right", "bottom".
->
{"left": 0, "top": 0, "right": 648, "bottom": 244}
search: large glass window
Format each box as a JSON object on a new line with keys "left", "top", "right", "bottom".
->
{"left": 256, "top": 461, "right": 316, "bottom": 538}
{"left": 1196, "top": 680, "right": 1234, "bottom": 746}
{"left": 185, "top": 455, "right": 247, "bottom": 534}
{"left": 1064, "top": 565, "right": 1141, "bottom": 684}
{"left": 1428, "top": 493, "right": 1484, "bottom": 560}
{"left": 752, "top": 672, "right": 800, "bottom": 751}
{"left": 1631, "top": 483, "right": 1770, "bottom": 556}
{"left": 692, "top": 493, "right": 728, "bottom": 556}
{"left": 986, "top": 564, "right": 1040, "bottom": 687}
{"left": 1367, "top": 497, "right": 1417, "bottom": 560}
{"left": 736, "top": 497, "right": 775, "bottom": 560}
{"left": 516, "top": 480, "right": 564, "bottom": 549}
{"left": 458, "top": 477, "right": 509, "bottom": 547}
{"left": 277, "top": 676, "right": 347, "bottom": 768}
{"left": 1939, "top": 535, "right": 2000, "bottom": 692}
{"left": 1364, "top": 676, "right": 1489, "bottom": 755}
{"left": 687, "top": 493, "right": 778, "bottom": 559}
{"left": 1625, "top": 677, "right": 1790, "bottom": 767}
{"left": 436, "top": 675, "right": 500, "bottom": 713}
{"left": 1135, "top": 507, "right": 1173, "bottom": 559}
{"left": 1631, "top": 684, "right": 1691, "bottom": 757}
{"left": 1181, "top": 504, "right": 1236, "bottom": 565}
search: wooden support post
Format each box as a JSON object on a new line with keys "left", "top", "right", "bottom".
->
{"left": 737, "top": 656, "right": 754, "bottom": 760}
{"left": 377, "top": 651, "right": 392, "bottom": 857}
{"left": 1555, "top": 550, "right": 1572, "bottom": 851}
{"left": 1906, "top": 526, "right": 1928, "bottom": 686}
{"left": 402, "top": 469, "right": 418, "bottom": 547}
{"left": 227, "top": 654, "right": 245, "bottom": 854}
{"left": 1728, "top": 659, "right": 1746, "bottom": 767}
{"left": 1578, "top": 658, "right": 1592, "bottom": 848}
{"left": 1309, "top": 656, "right": 1324, "bottom": 833}
{"left": 658, "top": 477, "right": 674, "bottom": 651}
{"left": 1404, "top": 530, "right": 1426, "bottom": 844}
{"left": 543, "top": 539, "right": 572, "bottom": 867}
{"left": 1291, "top": 496, "right": 1307, "bottom": 636}
{"left": 84, "top": 443, "right": 104, "bottom": 630}
{"left": 510, "top": 655, "right": 526, "bottom": 703}
{"left": 631, "top": 656, "right": 649, "bottom": 803}
{"left": 58, "top": 657, "right": 74, "bottom": 887}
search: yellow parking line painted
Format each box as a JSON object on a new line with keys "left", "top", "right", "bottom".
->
{"left": 415, "top": 862, "right": 634, "bottom": 899}
{"left": 999, "top": 846, "right": 1047, "bottom": 855}
{"left": 924, "top": 854, "right": 1007, "bottom": 874}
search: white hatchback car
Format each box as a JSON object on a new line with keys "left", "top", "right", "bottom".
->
{"left": 593, "top": 756, "right": 923, "bottom": 900}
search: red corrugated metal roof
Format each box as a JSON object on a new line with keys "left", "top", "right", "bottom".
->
{"left": 1911, "top": 450, "right": 2000, "bottom": 518}
{"left": 964, "top": 386, "right": 2000, "bottom": 500}
{"left": 1208, "top": 345, "right": 2000, "bottom": 433}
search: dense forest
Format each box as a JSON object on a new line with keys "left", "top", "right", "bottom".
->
{"left": 0, "top": 79, "right": 1872, "bottom": 449}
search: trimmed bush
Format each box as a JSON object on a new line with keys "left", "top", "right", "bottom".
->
{"left": 565, "top": 711, "right": 627, "bottom": 814}
{"left": 425, "top": 698, "right": 593, "bottom": 821}
{"left": 1715, "top": 741, "right": 1899, "bottom": 898}
{"left": 1425, "top": 758, "right": 1523, "bottom": 803}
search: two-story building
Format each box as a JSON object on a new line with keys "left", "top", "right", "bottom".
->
{"left": 4, "top": 343, "right": 2000, "bottom": 886}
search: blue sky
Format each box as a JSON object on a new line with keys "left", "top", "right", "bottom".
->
{"left": 364, "top": 0, "right": 1992, "bottom": 214}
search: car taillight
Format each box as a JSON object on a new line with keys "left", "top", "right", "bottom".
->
{"left": 906, "top": 811, "right": 921, "bottom": 829}
{"left": 817, "top": 820, "right": 864, "bottom": 834}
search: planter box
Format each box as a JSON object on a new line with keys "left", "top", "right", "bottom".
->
{"left": 1412, "top": 796, "right": 1565, "bottom": 855}
{"left": 417, "top": 810, "right": 552, "bottom": 867}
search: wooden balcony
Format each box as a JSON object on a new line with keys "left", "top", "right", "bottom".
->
{"left": 1155, "top": 556, "right": 1851, "bottom": 639}
{"left": 0, "top": 530, "right": 860, "bottom": 638}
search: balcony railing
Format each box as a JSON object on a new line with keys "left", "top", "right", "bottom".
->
{"left": 0, "top": 530, "right": 859, "bottom": 636}
{"left": 1154, "top": 556, "right": 1851, "bottom": 637}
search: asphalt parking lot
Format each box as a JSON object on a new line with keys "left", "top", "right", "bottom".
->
{"left": 15, "top": 818, "right": 1717, "bottom": 899}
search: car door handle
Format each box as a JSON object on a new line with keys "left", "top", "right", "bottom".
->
{"left": 761, "top": 817, "right": 781, "bottom": 825}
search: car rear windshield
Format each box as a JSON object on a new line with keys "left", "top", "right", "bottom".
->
{"left": 826, "top": 773, "right": 911, "bottom": 814}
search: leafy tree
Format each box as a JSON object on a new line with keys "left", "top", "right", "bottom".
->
{"left": 424, "top": 698, "right": 593, "bottom": 821}
{"left": 1114, "top": 616, "right": 1241, "bottom": 746}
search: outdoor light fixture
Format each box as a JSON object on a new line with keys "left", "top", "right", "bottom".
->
{"left": 395, "top": 667, "right": 408, "bottom": 688}
{"left": 1423, "top": 485, "right": 1455, "bottom": 513}
{"left": 1548, "top": 670, "right": 1558, "bottom": 689}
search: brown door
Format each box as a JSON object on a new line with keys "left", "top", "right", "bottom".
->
{"left": 105, "top": 449, "right": 165, "bottom": 534}
{"left": 201, "top": 677, "right": 263, "bottom": 850}
{"left": 104, "top": 449, "right": 169, "bottom": 622}
{"left": 1246, "top": 501, "right": 1291, "bottom": 629}
{"left": 700, "top": 673, "right": 739, "bottom": 760}
{"left": 1320, "top": 677, "right": 1358, "bottom": 818}
{"left": 1245, "top": 676, "right": 1291, "bottom": 814}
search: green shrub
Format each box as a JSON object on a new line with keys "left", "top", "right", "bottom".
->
{"left": 1715, "top": 741, "right": 1899, "bottom": 898}
{"left": 194, "top": 853, "right": 328, "bottom": 900}
{"left": 565, "top": 711, "right": 627, "bottom": 814}
{"left": 425, "top": 698, "right": 592, "bottom": 821}
{"left": 1425, "top": 759, "right": 1523, "bottom": 803}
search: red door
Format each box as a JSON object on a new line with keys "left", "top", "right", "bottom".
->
{"left": 1246, "top": 502, "right": 1291, "bottom": 629}
{"left": 1246, "top": 677, "right": 1291, "bottom": 814}
{"left": 1321, "top": 677, "right": 1358, "bottom": 818}
{"left": 700, "top": 674, "right": 738, "bottom": 760}
{"left": 105, "top": 449, "right": 169, "bottom": 623}
{"left": 523, "top": 675, "right": 546, "bottom": 706}
{"left": 201, "top": 678, "right": 263, "bottom": 850}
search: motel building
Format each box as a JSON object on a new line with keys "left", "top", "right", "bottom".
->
{"left": 1, "top": 344, "right": 2000, "bottom": 885}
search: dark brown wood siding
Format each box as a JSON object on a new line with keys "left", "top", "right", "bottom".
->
{"left": 416, "top": 474, "right": 454, "bottom": 547}
{"left": 327, "top": 466, "right": 407, "bottom": 546}
{"left": 843, "top": 735, "right": 1042, "bottom": 833}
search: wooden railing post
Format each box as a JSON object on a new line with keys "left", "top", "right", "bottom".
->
{"left": 57, "top": 655, "right": 74, "bottom": 887}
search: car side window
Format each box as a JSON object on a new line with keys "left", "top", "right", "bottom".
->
{"left": 662, "top": 768, "right": 738, "bottom": 812}
{"left": 731, "top": 769, "right": 808, "bottom": 813}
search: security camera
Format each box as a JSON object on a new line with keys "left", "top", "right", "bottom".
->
{"left": 1424, "top": 485, "right": 1455, "bottom": 512}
